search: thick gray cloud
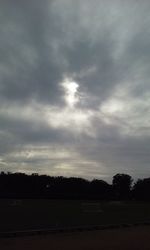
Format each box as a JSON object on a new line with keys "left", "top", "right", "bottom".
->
{"left": 0, "top": 0, "right": 65, "bottom": 105}
{"left": 0, "top": 0, "right": 150, "bottom": 182}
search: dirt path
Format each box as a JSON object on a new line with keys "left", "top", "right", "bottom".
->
{"left": 0, "top": 226, "right": 150, "bottom": 250}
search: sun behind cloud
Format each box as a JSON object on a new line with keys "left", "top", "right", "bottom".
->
{"left": 61, "top": 78, "right": 79, "bottom": 108}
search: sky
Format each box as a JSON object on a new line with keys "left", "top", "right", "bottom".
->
{"left": 0, "top": 0, "right": 150, "bottom": 182}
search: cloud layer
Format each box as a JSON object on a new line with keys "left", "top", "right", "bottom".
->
{"left": 1, "top": 0, "right": 150, "bottom": 182}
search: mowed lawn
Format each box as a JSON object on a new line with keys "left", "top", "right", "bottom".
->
{"left": 0, "top": 199, "right": 150, "bottom": 232}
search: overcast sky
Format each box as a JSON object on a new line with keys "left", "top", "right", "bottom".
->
{"left": 0, "top": 0, "right": 150, "bottom": 182}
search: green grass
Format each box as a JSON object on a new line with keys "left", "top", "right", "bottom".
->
{"left": 0, "top": 199, "right": 150, "bottom": 232}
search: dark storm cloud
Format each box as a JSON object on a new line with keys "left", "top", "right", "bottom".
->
{"left": 1, "top": 0, "right": 150, "bottom": 180}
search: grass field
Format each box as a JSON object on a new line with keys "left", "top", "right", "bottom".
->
{"left": 0, "top": 199, "right": 150, "bottom": 232}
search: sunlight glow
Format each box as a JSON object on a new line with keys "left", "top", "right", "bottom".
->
{"left": 61, "top": 78, "right": 79, "bottom": 108}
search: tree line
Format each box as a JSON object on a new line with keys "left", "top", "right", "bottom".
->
{"left": 0, "top": 172, "right": 149, "bottom": 200}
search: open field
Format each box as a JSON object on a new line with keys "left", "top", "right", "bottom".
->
{"left": 0, "top": 226, "right": 150, "bottom": 250}
{"left": 1, "top": 199, "right": 150, "bottom": 232}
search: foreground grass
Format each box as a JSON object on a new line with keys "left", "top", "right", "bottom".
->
{"left": 0, "top": 199, "right": 150, "bottom": 232}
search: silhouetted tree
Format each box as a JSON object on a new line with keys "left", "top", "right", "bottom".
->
{"left": 0, "top": 171, "right": 135, "bottom": 200}
{"left": 90, "top": 179, "right": 111, "bottom": 200}
{"left": 132, "top": 178, "right": 150, "bottom": 201}
{"left": 112, "top": 173, "right": 133, "bottom": 200}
